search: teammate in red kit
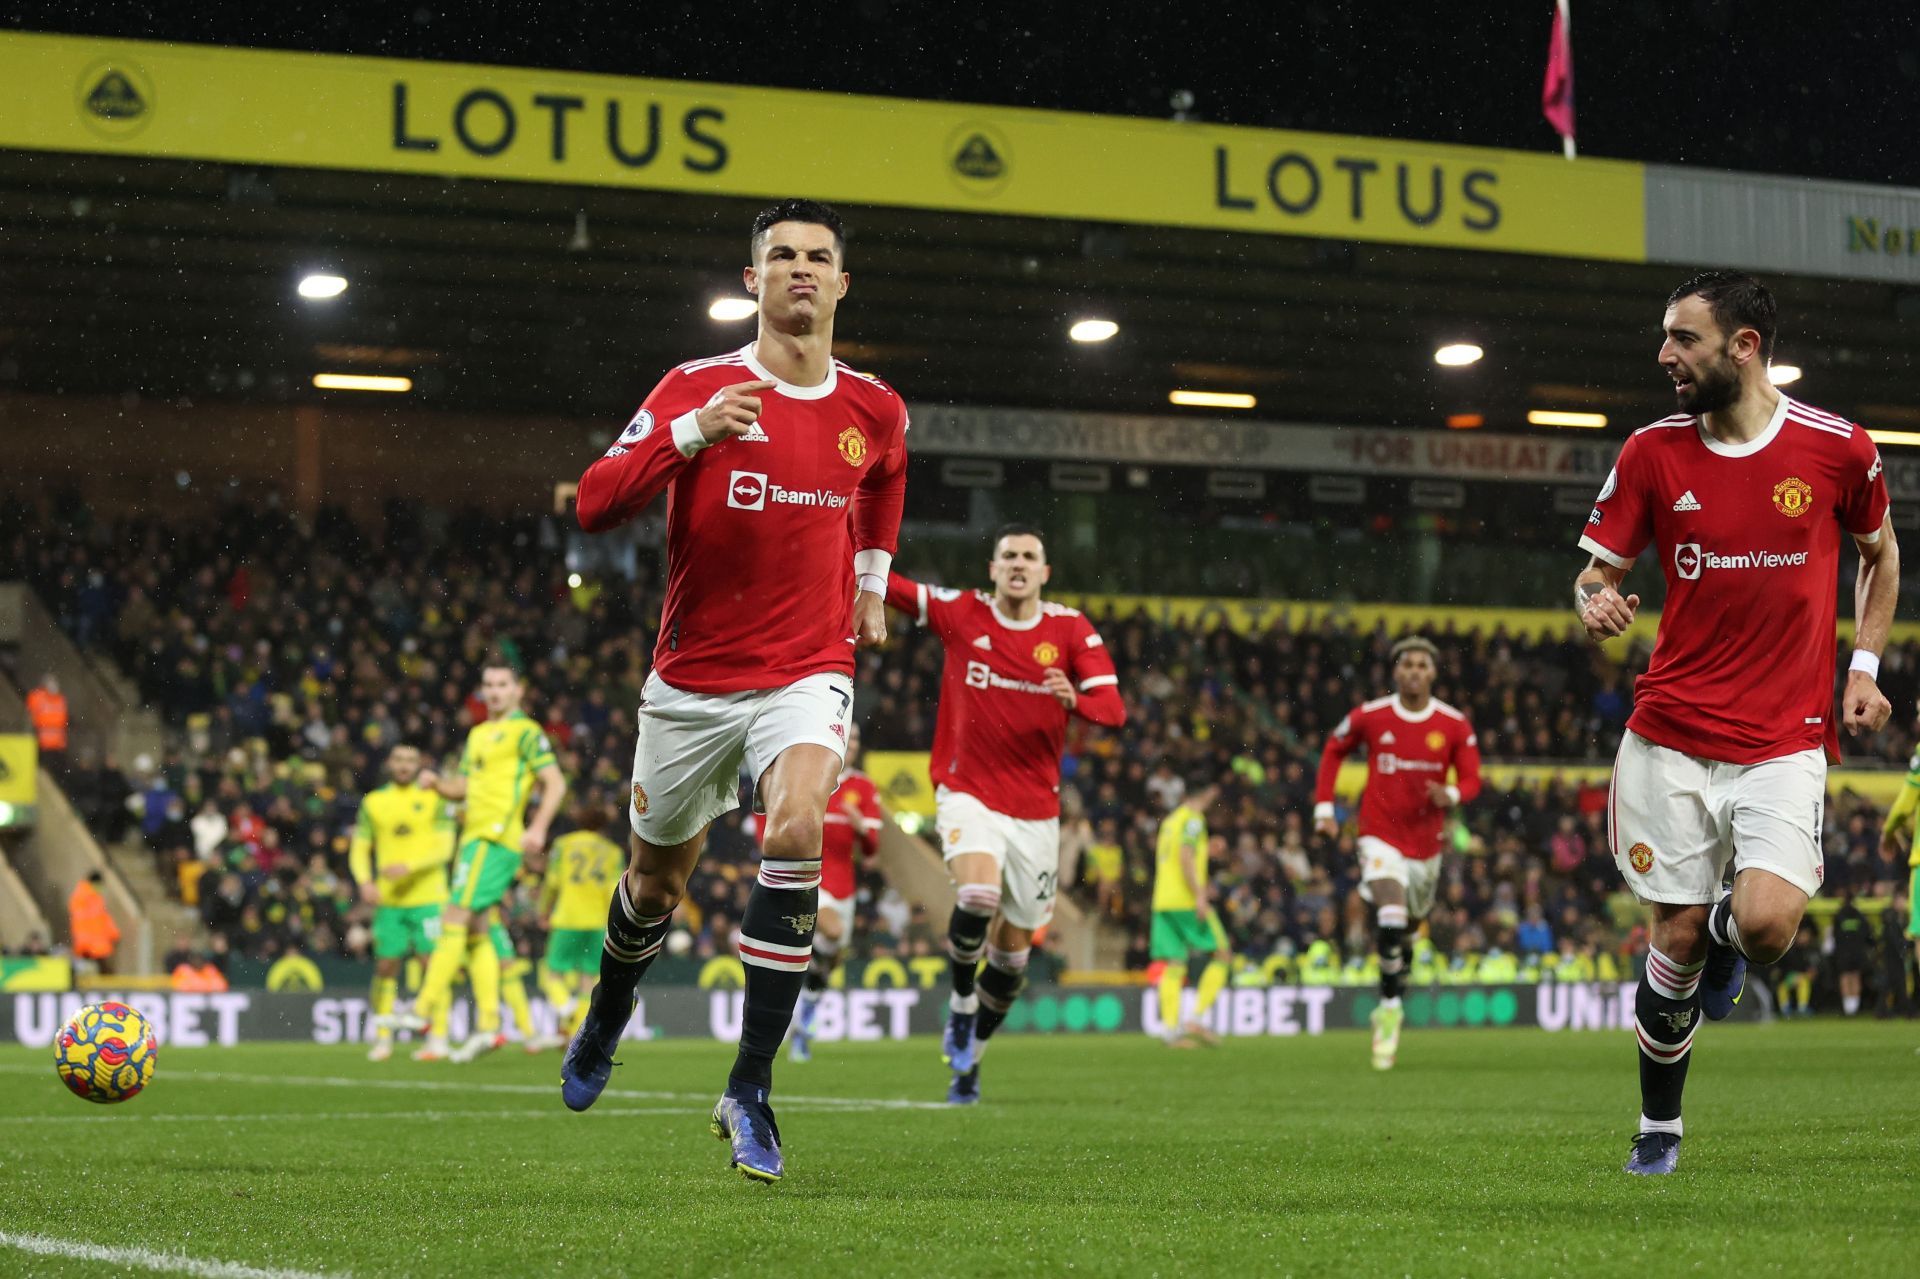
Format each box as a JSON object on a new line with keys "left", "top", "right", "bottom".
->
{"left": 564, "top": 199, "right": 909, "bottom": 1183}
{"left": 1577, "top": 271, "right": 1899, "bottom": 1176}
{"left": 1313, "top": 636, "right": 1481, "bottom": 1071}
{"left": 886, "top": 526, "right": 1125, "bottom": 1103}
{"left": 785, "top": 722, "right": 884, "bottom": 1063}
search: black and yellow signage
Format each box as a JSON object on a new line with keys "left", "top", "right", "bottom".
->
{"left": 0, "top": 31, "right": 1646, "bottom": 262}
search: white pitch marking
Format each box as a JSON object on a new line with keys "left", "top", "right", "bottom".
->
{"left": 0, "top": 1229, "right": 345, "bottom": 1279}
{"left": 0, "top": 1106, "right": 714, "bottom": 1125}
{"left": 0, "top": 1063, "right": 953, "bottom": 1111}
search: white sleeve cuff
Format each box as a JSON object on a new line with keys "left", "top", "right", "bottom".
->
{"left": 1576, "top": 534, "right": 1634, "bottom": 570}
{"left": 854, "top": 549, "right": 892, "bottom": 594}
{"left": 1313, "top": 802, "right": 1335, "bottom": 822}
{"left": 670, "top": 410, "right": 709, "bottom": 458}
{"left": 1445, "top": 785, "right": 1462, "bottom": 807}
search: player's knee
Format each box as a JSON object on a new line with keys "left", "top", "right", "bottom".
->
{"left": 375, "top": 959, "right": 401, "bottom": 979}
{"left": 761, "top": 810, "right": 824, "bottom": 864}
{"left": 1738, "top": 912, "right": 1797, "bottom": 964}
{"left": 630, "top": 875, "right": 686, "bottom": 919}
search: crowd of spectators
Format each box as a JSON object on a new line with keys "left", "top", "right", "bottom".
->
{"left": 7, "top": 488, "right": 1918, "bottom": 1013}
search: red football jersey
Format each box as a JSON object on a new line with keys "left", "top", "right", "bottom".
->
{"left": 821, "top": 770, "right": 883, "bottom": 899}
{"left": 1579, "top": 396, "right": 1889, "bottom": 764}
{"left": 1314, "top": 695, "right": 1482, "bottom": 860}
{"left": 887, "top": 574, "right": 1125, "bottom": 820}
{"left": 575, "top": 344, "right": 909, "bottom": 693}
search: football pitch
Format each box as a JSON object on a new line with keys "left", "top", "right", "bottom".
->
{"left": 1, "top": 1021, "right": 1915, "bottom": 1277}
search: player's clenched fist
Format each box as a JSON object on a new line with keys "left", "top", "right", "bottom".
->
{"left": 695, "top": 379, "right": 777, "bottom": 444}
{"left": 1842, "top": 669, "right": 1892, "bottom": 736}
{"left": 1041, "top": 667, "right": 1077, "bottom": 710}
{"left": 1578, "top": 581, "right": 1639, "bottom": 643}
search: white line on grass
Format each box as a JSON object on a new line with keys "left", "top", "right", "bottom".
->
{"left": 0, "top": 1063, "right": 950, "bottom": 1111}
{"left": 0, "top": 1230, "right": 344, "bottom": 1279}
{"left": 0, "top": 1105, "right": 715, "bottom": 1125}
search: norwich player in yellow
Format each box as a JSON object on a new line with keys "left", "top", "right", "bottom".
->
{"left": 536, "top": 802, "right": 627, "bottom": 1047}
{"left": 410, "top": 661, "right": 567, "bottom": 1062}
{"left": 351, "top": 743, "right": 456, "bottom": 1062}
{"left": 1879, "top": 748, "right": 1920, "bottom": 974}
{"left": 1151, "top": 772, "right": 1230, "bottom": 1047}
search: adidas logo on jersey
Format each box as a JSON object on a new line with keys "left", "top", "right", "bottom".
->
{"left": 1672, "top": 490, "right": 1702, "bottom": 511}
{"left": 1380, "top": 731, "right": 1396, "bottom": 744}
{"left": 740, "top": 421, "right": 770, "bottom": 443}
{"left": 972, "top": 635, "right": 992, "bottom": 650}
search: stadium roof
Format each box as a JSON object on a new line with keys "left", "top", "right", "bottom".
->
{"left": 1, "top": 32, "right": 1916, "bottom": 438}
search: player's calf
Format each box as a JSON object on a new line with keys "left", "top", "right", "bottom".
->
{"left": 731, "top": 856, "right": 821, "bottom": 1093}
{"left": 946, "top": 883, "right": 999, "bottom": 1009}
{"left": 1629, "top": 944, "right": 1703, "bottom": 1164}
{"left": 973, "top": 944, "right": 1030, "bottom": 1043}
{"left": 1375, "top": 902, "right": 1409, "bottom": 1004}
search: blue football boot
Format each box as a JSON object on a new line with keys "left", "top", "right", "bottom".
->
{"left": 560, "top": 984, "right": 631, "bottom": 1112}
{"left": 1700, "top": 892, "right": 1747, "bottom": 1022}
{"left": 942, "top": 1007, "right": 977, "bottom": 1074}
{"left": 947, "top": 1059, "right": 981, "bottom": 1106}
{"left": 711, "top": 1086, "right": 784, "bottom": 1183}
{"left": 1623, "top": 1131, "right": 1681, "bottom": 1176}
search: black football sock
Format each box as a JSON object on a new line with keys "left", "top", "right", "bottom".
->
{"left": 948, "top": 884, "right": 999, "bottom": 1007}
{"left": 596, "top": 873, "right": 672, "bottom": 1016}
{"left": 1635, "top": 947, "right": 1704, "bottom": 1134}
{"left": 1377, "top": 903, "right": 1409, "bottom": 1002}
{"left": 973, "top": 945, "right": 1030, "bottom": 1043}
{"left": 729, "top": 858, "right": 820, "bottom": 1094}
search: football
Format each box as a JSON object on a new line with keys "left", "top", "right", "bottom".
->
{"left": 53, "top": 1002, "right": 159, "bottom": 1104}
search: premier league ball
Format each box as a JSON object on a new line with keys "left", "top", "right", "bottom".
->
{"left": 54, "top": 1001, "right": 159, "bottom": 1103}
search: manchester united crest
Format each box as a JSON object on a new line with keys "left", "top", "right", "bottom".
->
{"left": 1425, "top": 730, "right": 1446, "bottom": 752}
{"left": 632, "top": 782, "right": 650, "bottom": 816}
{"left": 837, "top": 426, "right": 868, "bottom": 466}
{"left": 1032, "top": 641, "right": 1061, "bottom": 666}
{"left": 1628, "top": 842, "right": 1654, "bottom": 874}
{"left": 1772, "top": 476, "right": 1813, "bottom": 518}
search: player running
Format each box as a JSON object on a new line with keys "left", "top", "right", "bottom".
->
{"left": 787, "top": 723, "right": 884, "bottom": 1063}
{"left": 349, "top": 744, "right": 455, "bottom": 1062}
{"left": 407, "top": 662, "right": 567, "bottom": 1062}
{"left": 1150, "top": 771, "right": 1230, "bottom": 1047}
{"left": 567, "top": 199, "right": 908, "bottom": 1183}
{"left": 537, "top": 804, "right": 627, "bottom": 1047}
{"left": 1577, "top": 270, "right": 1897, "bottom": 1176}
{"left": 886, "top": 525, "right": 1126, "bottom": 1104}
{"left": 1878, "top": 749, "right": 1920, "bottom": 982}
{"left": 1313, "top": 636, "right": 1482, "bottom": 1071}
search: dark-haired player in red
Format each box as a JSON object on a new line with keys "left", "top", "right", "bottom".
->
{"left": 1313, "top": 636, "right": 1481, "bottom": 1072}
{"left": 886, "top": 526, "right": 1126, "bottom": 1103}
{"left": 567, "top": 198, "right": 908, "bottom": 1183}
{"left": 1577, "top": 270, "right": 1897, "bottom": 1176}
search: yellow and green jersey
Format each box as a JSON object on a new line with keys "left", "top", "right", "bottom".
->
{"left": 1153, "top": 802, "right": 1209, "bottom": 912}
{"left": 542, "top": 830, "right": 626, "bottom": 929}
{"left": 349, "top": 782, "right": 456, "bottom": 907}
{"left": 1883, "top": 750, "right": 1920, "bottom": 867}
{"left": 457, "top": 712, "right": 558, "bottom": 848}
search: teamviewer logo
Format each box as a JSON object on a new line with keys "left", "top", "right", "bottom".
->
{"left": 728, "top": 470, "right": 768, "bottom": 511}
{"left": 1675, "top": 542, "right": 1702, "bottom": 580}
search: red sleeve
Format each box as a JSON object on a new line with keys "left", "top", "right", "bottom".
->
{"left": 886, "top": 571, "right": 966, "bottom": 641}
{"left": 1838, "top": 428, "right": 1891, "bottom": 540}
{"left": 851, "top": 398, "right": 909, "bottom": 557}
{"left": 1068, "top": 616, "right": 1125, "bottom": 728}
{"left": 1314, "top": 708, "right": 1361, "bottom": 808}
{"left": 1452, "top": 719, "right": 1483, "bottom": 805}
{"left": 1577, "top": 433, "right": 1653, "bottom": 569}
{"left": 856, "top": 777, "right": 884, "bottom": 858}
{"left": 576, "top": 373, "right": 705, "bottom": 533}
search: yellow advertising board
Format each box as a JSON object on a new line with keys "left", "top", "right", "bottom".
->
{"left": 0, "top": 956, "right": 71, "bottom": 992}
{"left": 865, "top": 751, "right": 936, "bottom": 819}
{"left": 0, "top": 31, "right": 1644, "bottom": 262}
{"left": 0, "top": 733, "right": 38, "bottom": 827}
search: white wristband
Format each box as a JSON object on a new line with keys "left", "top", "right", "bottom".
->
{"left": 1312, "top": 802, "right": 1335, "bottom": 822}
{"left": 669, "top": 410, "right": 710, "bottom": 458}
{"left": 856, "top": 573, "right": 886, "bottom": 596}
{"left": 1849, "top": 649, "right": 1881, "bottom": 681}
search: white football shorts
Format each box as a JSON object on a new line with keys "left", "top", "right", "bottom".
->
{"left": 935, "top": 786, "right": 1062, "bottom": 931}
{"left": 628, "top": 670, "right": 853, "bottom": 847}
{"left": 816, "top": 889, "right": 856, "bottom": 934}
{"left": 1356, "top": 835, "right": 1444, "bottom": 920}
{"left": 1609, "top": 729, "right": 1825, "bottom": 905}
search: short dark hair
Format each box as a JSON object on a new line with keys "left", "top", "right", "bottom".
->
{"left": 1667, "top": 270, "right": 1777, "bottom": 363}
{"left": 1184, "top": 767, "right": 1220, "bottom": 795}
{"left": 481, "top": 656, "right": 520, "bottom": 680}
{"left": 751, "top": 199, "right": 846, "bottom": 262}
{"left": 1392, "top": 635, "right": 1439, "bottom": 664}
{"left": 992, "top": 522, "right": 1046, "bottom": 552}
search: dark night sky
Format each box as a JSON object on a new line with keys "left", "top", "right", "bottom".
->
{"left": 8, "top": 1, "right": 1919, "bottom": 186}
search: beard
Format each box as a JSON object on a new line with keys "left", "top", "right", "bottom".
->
{"left": 1675, "top": 356, "right": 1739, "bottom": 414}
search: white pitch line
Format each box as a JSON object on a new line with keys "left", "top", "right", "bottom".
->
{"left": 0, "top": 1230, "right": 345, "bottom": 1279}
{"left": 0, "top": 1106, "right": 714, "bottom": 1125}
{"left": 0, "top": 1062, "right": 953, "bottom": 1111}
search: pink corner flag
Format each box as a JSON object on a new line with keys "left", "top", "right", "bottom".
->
{"left": 1542, "top": 1, "right": 1575, "bottom": 156}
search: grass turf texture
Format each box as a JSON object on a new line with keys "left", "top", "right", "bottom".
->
{"left": 0, "top": 1021, "right": 1915, "bottom": 1277}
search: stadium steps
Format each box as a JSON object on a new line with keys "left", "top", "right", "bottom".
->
{"left": 105, "top": 839, "right": 203, "bottom": 956}
{"left": 0, "top": 582, "right": 164, "bottom": 769}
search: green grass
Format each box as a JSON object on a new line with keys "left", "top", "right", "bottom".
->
{"left": 1, "top": 1021, "right": 1917, "bottom": 1277}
